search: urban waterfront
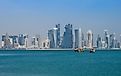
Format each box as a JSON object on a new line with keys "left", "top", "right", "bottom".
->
{"left": 0, "top": 50, "right": 121, "bottom": 76}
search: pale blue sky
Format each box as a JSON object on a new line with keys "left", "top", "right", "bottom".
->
{"left": 0, "top": 0, "right": 121, "bottom": 38}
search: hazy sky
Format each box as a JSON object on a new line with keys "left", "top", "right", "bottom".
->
{"left": 0, "top": 0, "right": 121, "bottom": 38}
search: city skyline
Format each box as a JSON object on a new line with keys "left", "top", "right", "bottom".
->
{"left": 1, "top": 24, "right": 121, "bottom": 49}
{"left": 0, "top": 0, "right": 121, "bottom": 37}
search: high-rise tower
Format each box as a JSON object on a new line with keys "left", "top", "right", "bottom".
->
{"left": 75, "top": 28, "right": 82, "bottom": 48}
{"left": 96, "top": 34, "right": 102, "bottom": 48}
{"left": 104, "top": 30, "right": 110, "bottom": 48}
{"left": 87, "top": 30, "right": 93, "bottom": 48}
{"left": 61, "top": 24, "right": 73, "bottom": 48}
{"left": 56, "top": 24, "right": 60, "bottom": 48}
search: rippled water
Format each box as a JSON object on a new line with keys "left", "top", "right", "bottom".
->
{"left": 0, "top": 50, "right": 121, "bottom": 76}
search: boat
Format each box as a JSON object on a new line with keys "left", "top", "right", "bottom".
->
{"left": 74, "top": 48, "right": 84, "bottom": 52}
{"left": 90, "top": 48, "right": 95, "bottom": 53}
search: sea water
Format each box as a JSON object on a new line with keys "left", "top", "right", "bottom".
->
{"left": 0, "top": 50, "right": 121, "bottom": 76}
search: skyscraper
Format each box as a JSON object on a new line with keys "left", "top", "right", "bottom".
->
{"left": 48, "top": 29, "right": 54, "bottom": 48}
{"left": 87, "top": 30, "right": 93, "bottom": 48}
{"left": 2, "top": 34, "right": 6, "bottom": 47}
{"left": 81, "top": 32, "right": 85, "bottom": 48}
{"left": 104, "top": 30, "right": 109, "bottom": 48}
{"left": 109, "top": 33, "right": 115, "bottom": 48}
{"left": 36, "top": 35, "right": 41, "bottom": 48}
{"left": 9, "top": 35, "right": 18, "bottom": 48}
{"left": 31, "top": 37, "right": 38, "bottom": 48}
{"left": 96, "top": 34, "right": 102, "bottom": 48}
{"left": 48, "top": 27, "right": 58, "bottom": 48}
{"left": 1, "top": 33, "right": 13, "bottom": 49}
{"left": 42, "top": 38, "right": 50, "bottom": 49}
{"left": 56, "top": 24, "right": 60, "bottom": 48}
{"left": 18, "top": 34, "right": 28, "bottom": 48}
{"left": 61, "top": 24, "right": 73, "bottom": 48}
{"left": 53, "top": 28, "right": 58, "bottom": 48}
{"left": 48, "top": 24, "right": 61, "bottom": 48}
{"left": 75, "top": 28, "right": 82, "bottom": 48}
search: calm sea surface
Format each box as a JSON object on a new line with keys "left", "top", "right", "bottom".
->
{"left": 0, "top": 50, "right": 121, "bottom": 76}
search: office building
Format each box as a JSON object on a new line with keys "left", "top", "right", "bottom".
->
{"left": 87, "top": 30, "right": 93, "bottom": 48}
{"left": 36, "top": 35, "right": 41, "bottom": 48}
{"left": 104, "top": 30, "right": 109, "bottom": 48}
{"left": 48, "top": 27, "right": 58, "bottom": 48}
{"left": 2, "top": 33, "right": 12, "bottom": 48}
{"left": 18, "top": 34, "right": 28, "bottom": 48}
{"left": 2, "top": 34, "right": 6, "bottom": 47}
{"left": 81, "top": 32, "right": 85, "bottom": 48}
{"left": 9, "top": 35, "right": 18, "bottom": 48}
{"left": 42, "top": 38, "right": 50, "bottom": 49}
{"left": 31, "top": 37, "right": 38, "bottom": 48}
{"left": 56, "top": 24, "right": 61, "bottom": 48}
{"left": 61, "top": 24, "right": 73, "bottom": 48}
{"left": 75, "top": 28, "right": 82, "bottom": 48}
{"left": 96, "top": 34, "right": 102, "bottom": 48}
{"left": 109, "top": 33, "right": 115, "bottom": 48}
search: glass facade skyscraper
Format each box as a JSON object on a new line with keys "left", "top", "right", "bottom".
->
{"left": 9, "top": 35, "right": 18, "bottom": 48}
{"left": 18, "top": 34, "right": 28, "bottom": 48}
{"left": 87, "top": 30, "right": 93, "bottom": 48}
{"left": 109, "top": 33, "right": 115, "bottom": 48}
{"left": 75, "top": 28, "right": 82, "bottom": 48}
{"left": 61, "top": 24, "right": 73, "bottom": 48}
{"left": 96, "top": 34, "right": 102, "bottom": 48}
{"left": 48, "top": 24, "right": 60, "bottom": 48}
{"left": 48, "top": 29, "right": 55, "bottom": 48}
{"left": 56, "top": 24, "right": 60, "bottom": 48}
{"left": 104, "top": 30, "right": 109, "bottom": 48}
{"left": 2, "top": 33, "right": 11, "bottom": 48}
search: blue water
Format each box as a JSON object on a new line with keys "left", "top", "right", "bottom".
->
{"left": 0, "top": 50, "right": 121, "bottom": 76}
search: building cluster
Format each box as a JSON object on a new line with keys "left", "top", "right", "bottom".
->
{"left": 1, "top": 24, "right": 121, "bottom": 49}
{"left": 48, "top": 24, "right": 93, "bottom": 49}
{"left": 96, "top": 30, "right": 121, "bottom": 49}
{"left": 1, "top": 33, "right": 50, "bottom": 49}
{"left": 47, "top": 24, "right": 121, "bottom": 49}
{"left": 48, "top": 24, "right": 73, "bottom": 49}
{"left": 2, "top": 34, "right": 28, "bottom": 49}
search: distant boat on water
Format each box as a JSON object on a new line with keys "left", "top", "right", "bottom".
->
{"left": 74, "top": 48, "right": 96, "bottom": 53}
{"left": 74, "top": 48, "right": 84, "bottom": 52}
{"left": 89, "top": 48, "right": 95, "bottom": 53}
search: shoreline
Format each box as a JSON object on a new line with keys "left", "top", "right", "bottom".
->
{"left": 0, "top": 48, "right": 121, "bottom": 51}
{"left": 0, "top": 48, "right": 74, "bottom": 51}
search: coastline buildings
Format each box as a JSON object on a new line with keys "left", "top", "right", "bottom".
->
{"left": 87, "top": 30, "right": 93, "bottom": 48}
{"left": 109, "top": 33, "right": 115, "bottom": 48}
{"left": 81, "top": 32, "right": 85, "bottom": 48}
{"left": 31, "top": 35, "right": 42, "bottom": 49}
{"left": 41, "top": 38, "right": 50, "bottom": 49}
{"left": 31, "top": 37, "right": 38, "bottom": 48}
{"left": 104, "top": 30, "right": 110, "bottom": 48}
{"left": 96, "top": 34, "right": 102, "bottom": 48}
{"left": 56, "top": 24, "right": 61, "bottom": 48}
{"left": 2, "top": 33, "right": 11, "bottom": 48}
{"left": 61, "top": 24, "right": 73, "bottom": 48}
{"left": 48, "top": 24, "right": 60, "bottom": 48}
{"left": 9, "top": 35, "right": 18, "bottom": 48}
{"left": 96, "top": 30, "right": 121, "bottom": 49}
{"left": 1, "top": 34, "right": 28, "bottom": 49}
{"left": 1, "top": 24, "right": 121, "bottom": 50}
{"left": 74, "top": 28, "right": 82, "bottom": 48}
{"left": 18, "top": 34, "right": 28, "bottom": 48}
